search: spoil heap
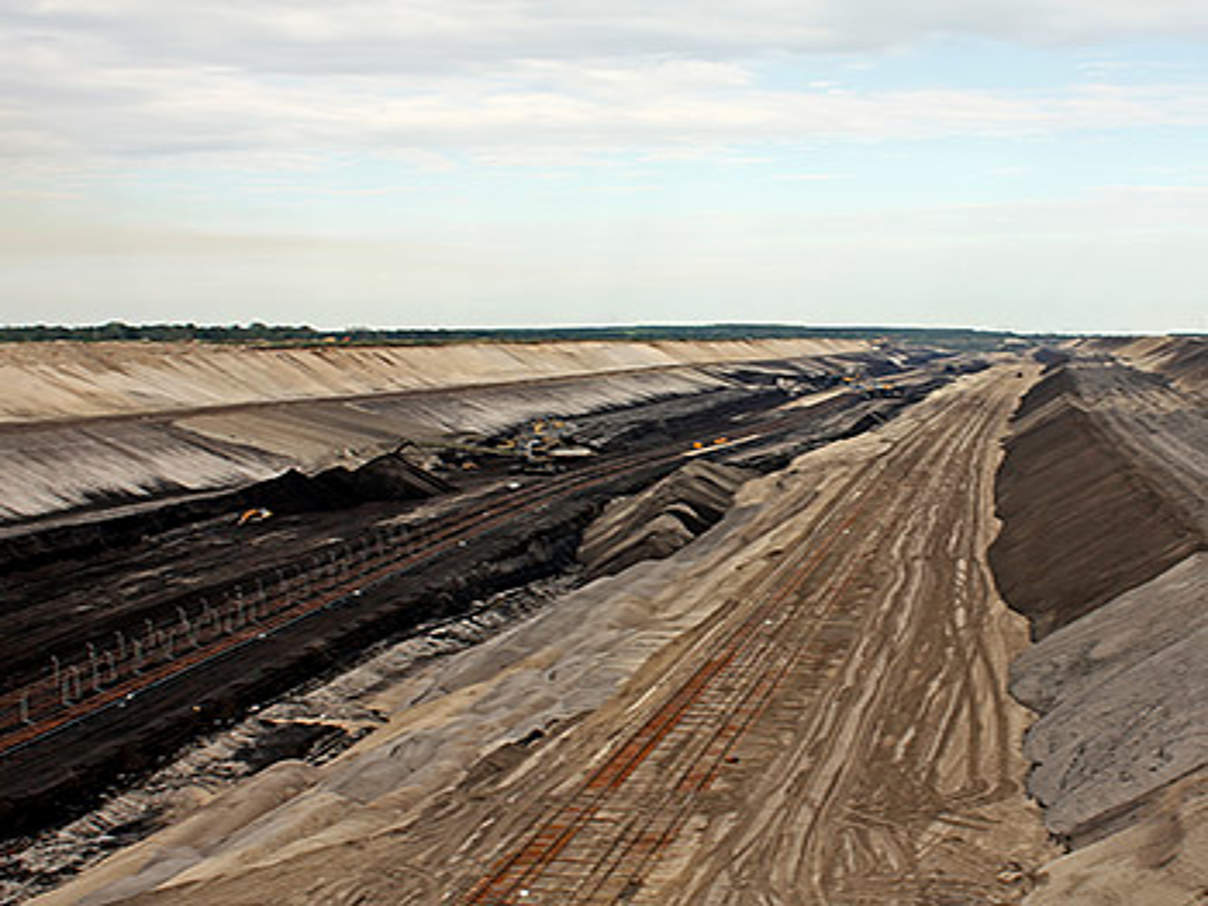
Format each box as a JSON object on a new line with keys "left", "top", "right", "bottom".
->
{"left": 576, "top": 460, "right": 753, "bottom": 579}
{"left": 989, "top": 343, "right": 1208, "bottom": 904}
{"left": 989, "top": 365, "right": 1202, "bottom": 638}
{"left": 1076, "top": 334, "right": 1208, "bottom": 398}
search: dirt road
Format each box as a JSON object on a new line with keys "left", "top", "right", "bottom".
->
{"left": 449, "top": 365, "right": 1052, "bottom": 905}
{"left": 72, "top": 364, "right": 1051, "bottom": 906}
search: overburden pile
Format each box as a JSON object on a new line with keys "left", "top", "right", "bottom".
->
{"left": 990, "top": 350, "right": 1208, "bottom": 880}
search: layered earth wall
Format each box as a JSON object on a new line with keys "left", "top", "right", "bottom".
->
{"left": 0, "top": 339, "right": 867, "bottom": 525}
{"left": 0, "top": 338, "right": 864, "bottom": 423}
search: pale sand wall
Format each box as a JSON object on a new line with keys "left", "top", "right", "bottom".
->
{"left": 0, "top": 338, "right": 866, "bottom": 524}
{"left": 0, "top": 338, "right": 866, "bottom": 424}
{"left": 1074, "top": 335, "right": 1208, "bottom": 397}
{"left": 0, "top": 368, "right": 726, "bottom": 522}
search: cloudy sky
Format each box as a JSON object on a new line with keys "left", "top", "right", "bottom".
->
{"left": 2, "top": 1, "right": 1207, "bottom": 332}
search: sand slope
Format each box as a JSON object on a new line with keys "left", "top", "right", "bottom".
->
{"left": 1075, "top": 335, "right": 1208, "bottom": 397}
{"left": 987, "top": 348, "right": 1208, "bottom": 902}
{"left": 989, "top": 363, "right": 1206, "bottom": 638}
{"left": 0, "top": 340, "right": 865, "bottom": 525}
{"left": 0, "top": 339, "right": 863, "bottom": 424}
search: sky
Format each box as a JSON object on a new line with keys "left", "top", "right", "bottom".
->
{"left": 2, "top": 2, "right": 1207, "bottom": 333}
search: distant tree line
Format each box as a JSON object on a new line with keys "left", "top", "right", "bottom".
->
{"left": 0, "top": 320, "right": 1068, "bottom": 352}
{"left": 0, "top": 321, "right": 312, "bottom": 343}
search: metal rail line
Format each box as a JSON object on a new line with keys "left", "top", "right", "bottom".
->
{"left": 0, "top": 439, "right": 692, "bottom": 758}
{"left": 459, "top": 389, "right": 990, "bottom": 905}
{"left": 0, "top": 383, "right": 902, "bottom": 778}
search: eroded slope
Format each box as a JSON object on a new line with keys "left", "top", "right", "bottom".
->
{"left": 0, "top": 338, "right": 866, "bottom": 423}
{"left": 988, "top": 347, "right": 1208, "bottom": 903}
{"left": 576, "top": 460, "right": 753, "bottom": 579}
{"left": 989, "top": 363, "right": 1205, "bottom": 639}
{"left": 0, "top": 339, "right": 876, "bottom": 524}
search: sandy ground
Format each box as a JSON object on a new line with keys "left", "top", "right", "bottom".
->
{"left": 31, "top": 363, "right": 1054, "bottom": 906}
{"left": 1024, "top": 766, "right": 1208, "bottom": 906}
{"left": 1076, "top": 335, "right": 1208, "bottom": 399}
{"left": 0, "top": 339, "right": 864, "bottom": 424}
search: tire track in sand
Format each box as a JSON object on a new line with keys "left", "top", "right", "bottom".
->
{"left": 456, "top": 365, "right": 1051, "bottom": 905}
{"left": 644, "top": 366, "right": 1052, "bottom": 905}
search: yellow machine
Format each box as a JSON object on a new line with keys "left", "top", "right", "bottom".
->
{"left": 236, "top": 507, "right": 272, "bottom": 526}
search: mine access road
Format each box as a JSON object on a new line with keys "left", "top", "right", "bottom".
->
{"left": 446, "top": 364, "right": 1048, "bottom": 905}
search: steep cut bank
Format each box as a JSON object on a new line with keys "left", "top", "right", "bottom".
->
{"left": 989, "top": 349, "right": 1208, "bottom": 903}
{"left": 989, "top": 365, "right": 1202, "bottom": 638}
{"left": 0, "top": 339, "right": 877, "bottom": 525}
{"left": 0, "top": 338, "right": 866, "bottom": 424}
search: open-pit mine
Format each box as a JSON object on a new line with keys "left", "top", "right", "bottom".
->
{"left": 1, "top": 333, "right": 1205, "bottom": 905}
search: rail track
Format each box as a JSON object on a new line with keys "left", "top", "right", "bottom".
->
{"left": 0, "top": 386, "right": 899, "bottom": 761}
{"left": 0, "top": 439, "right": 689, "bottom": 758}
{"left": 457, "top": 379, "right": 1002, "bottom": 905}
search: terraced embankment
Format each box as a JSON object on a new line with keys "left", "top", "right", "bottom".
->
{"left": 0, "top": 338, "right": 870, "bottom": 424}
{"left": 0, "top": 338, "right": 866, "bottom": 524}
{"left": 987, "top": 338, "right": 1208, "bottom": 904}
{"left": 26, "top": 362, "right": 1057, "bottom": 906}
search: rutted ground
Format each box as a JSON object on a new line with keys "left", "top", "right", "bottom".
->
{"left": 31, "top": 363, "right": 1056, "bottom": 905}
{"left": 654, "top": 366, "right": 1050, "bottom": 905}
{"left": 12, "top": 334, "right": 1206, "bottom": 906}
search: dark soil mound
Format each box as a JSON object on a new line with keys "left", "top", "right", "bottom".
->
{"left": 992, "top": 356, "right": 1208, "bottom": 848}
{"left": 1033, "top": 346, "right": 1071, "bottom": 370}
{"left": 577, "top": 461, "right": 752, "bottom": 580}
{"left": 0, "top": 453, "right": 450, "bottom": 578}
{"left": 990, "top": 368, "right": 1202, "bottom": 639}
{"left": 247, "top": 452, "right": 451, "bottom": 516}
{"left": 1011, "top": 367, "right": 1077, "bottom": 420}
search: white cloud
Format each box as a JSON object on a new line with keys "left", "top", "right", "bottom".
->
{"left": 1, "top": 2, "right": 1206, "bottom": 331}
{"left": 2, "top": 1, "right": 1207, "bottom": 181}
{"left": 3, "top": 32, "right": 1207, "bottom": 181}
{"left": 11, "top": 1, "right": 1208, "bottom": 70}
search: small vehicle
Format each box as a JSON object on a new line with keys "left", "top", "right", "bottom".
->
{"left": 236, "top": 507, "right": 272, "bottom": 526}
